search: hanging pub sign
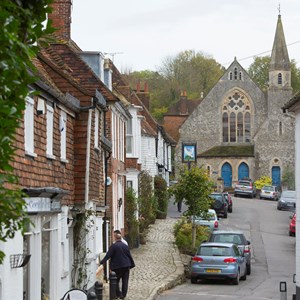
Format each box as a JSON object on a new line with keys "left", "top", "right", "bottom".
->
{"left": 182, "top": 143, "right": 197, "bottom": 163}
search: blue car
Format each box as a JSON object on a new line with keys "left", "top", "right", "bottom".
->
{"left": 190, "top": 242, "right": 247, "bottom": 285}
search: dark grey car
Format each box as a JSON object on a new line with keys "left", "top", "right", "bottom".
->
{"left": 208, "top": 230, "right": 252, "bottom": 275}
{"left": 277, "top": 190, "right": 296, "bottom": 211}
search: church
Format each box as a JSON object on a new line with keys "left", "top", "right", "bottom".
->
{"left": 174, "top": 14, "right": 295, "bottom": 188}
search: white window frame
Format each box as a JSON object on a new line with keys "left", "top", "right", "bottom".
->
{"left": 60, "top": 110, "right": 67, "bottom": 161}
{"left": 94, "top": 109, "right": 99, "bottom": 149}
{"left": 46, "top": 104, "right": 55, "bottom": 159}
{"left": 24, "top": 96, "right": 36, "bottom": 157}
{"left": 126, "top": 118, "right": 133, "bottom": 156}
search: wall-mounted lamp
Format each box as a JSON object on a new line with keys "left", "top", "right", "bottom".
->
{"left": 37, "top": 98, "right": 45, "bottom": 116}
{"left": 118, "top": 198, "right": 123, "bottom": 211}
{"left": 10, "top": 254, "right": 31, "bottom": 268}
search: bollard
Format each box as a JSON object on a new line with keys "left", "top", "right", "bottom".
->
{"left": 109, "top": 271, "right": 117, "bottom": 300}
{"left": 279, "top": 281, "right": 287, "bottom": 300}
{"left": 94, "top": 281, "right": 103, "bottom": 300}
{"left": 87, "top": 291, "right": 97, "bottom": 300}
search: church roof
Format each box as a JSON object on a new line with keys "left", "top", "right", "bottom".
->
{"left": 270, "top": 15, "right": 290, "bottom": 71}
{"left": 198, "top": 145, "right": 255, "bottom": 158}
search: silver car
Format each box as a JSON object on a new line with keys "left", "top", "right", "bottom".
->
{"left": 277, "top": 190, "right": 296, "bottom": 211}
{"left": 260, "top": 185, "right": 280, "bottom": 200}
{"left": 192, "top": 209, "right": 219, "bottom": 232}
{"left": 191, "top": 242, "right": 247, "bottom": 285}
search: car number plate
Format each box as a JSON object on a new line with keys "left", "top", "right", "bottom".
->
{"left": 206, "top": 269, "right": 221, "bottom": 273}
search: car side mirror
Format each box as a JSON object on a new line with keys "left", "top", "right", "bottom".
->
{"left": 247, "top": 240, "right": 251, "bottom": 245}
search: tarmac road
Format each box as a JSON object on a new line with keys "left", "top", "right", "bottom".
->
{"left": 157, "top": 195, "right": 296, "bottom": 300}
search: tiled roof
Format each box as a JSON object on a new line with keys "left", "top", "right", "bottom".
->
{"left": 198, "top": 145, "right": 255, "bottom": 157}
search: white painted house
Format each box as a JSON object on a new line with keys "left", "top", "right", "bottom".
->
{"left": 283, "top": 90, "right": 300, "bottom": 298}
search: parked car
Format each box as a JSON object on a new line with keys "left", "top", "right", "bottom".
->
{"left": 223, "top": 192, "right": 233, "bottom": 213}
{"left": 289, "top": 213, "right": 296, "bottom": 236}
{"left": 234, "top": 179, "right": 256, "bottom": 198}
{"left": 260, "top": 185, "right": 280, "bottom": 201}
{"left": 209, "top": 193, "right": 228, "bottom": 218}
{"left": 190, "top": 242, "right": 247, "bottom": 285}
{"left": 192, "top": 209, "right": 219, "bottom": 232}
{"left": 277, "top": 190, "right": 296, "bottom": 211}
{"left": 208, "top": 230, "right": 252, "bottom": 275}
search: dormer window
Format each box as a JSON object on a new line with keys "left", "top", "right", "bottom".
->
{"left": 278, "top": 73, "right": 282, "bottom": 84}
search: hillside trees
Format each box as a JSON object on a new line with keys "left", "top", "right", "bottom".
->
{"left": 0, "top": 0, "right": 53, "bottom": 264}
{"left": 248, "top": 56, "right": 300, "bottom": 92}
{"left": 124, "top": 50, "right": 225, "bottom": 121}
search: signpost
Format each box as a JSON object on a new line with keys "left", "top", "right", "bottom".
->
{"left": 182, "top": 143, "right": 197, "bottom": 169}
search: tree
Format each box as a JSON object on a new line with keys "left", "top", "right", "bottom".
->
{"left": 0, "top": 0, "right": 53, "bottom": 264}
{"left": 170, "top": 165, "right": 214, "bottom": 247}
{"left": 124, "top": 50, "right": 225, "bottom": 122}
{"left": 248, "top": 56, "right": 300, "bottom": 92}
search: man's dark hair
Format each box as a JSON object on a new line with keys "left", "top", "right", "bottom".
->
{"left": 114, "top": 230, "right": 121, "bottom": 234}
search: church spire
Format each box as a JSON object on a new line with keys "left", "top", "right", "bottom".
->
{"left": 269, "top": 14, "right": 291, "bottom": 88}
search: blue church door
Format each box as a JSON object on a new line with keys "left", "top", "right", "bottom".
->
{"left": 221, "top": 163, "right": 232, "bottom": 187}
{"left": 272, "top": 166, "right": 281, "bottom": 187}
{"left": 238, "top": 163, "right": 249, "bottom": 180}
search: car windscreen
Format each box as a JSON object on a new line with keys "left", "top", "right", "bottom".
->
{"left": 281, "top": 191, "right": 296, "bottom": 198}
{"left": 210, "top": 234, "right": 243, "bottom": 245}
{"left": 238, "top": 181, "right": 251, "bottom": 186}
{"left": 263, "top": 186, "right": 274, "bottom": 191}
{"left": 194, "top": 212, "right": 216, "bottom": 221}
{"left": 209, "top": 194, "right": 222, "bottom": 201}
{"left": 198, "top": 246, "right": 232, "bottom": 256}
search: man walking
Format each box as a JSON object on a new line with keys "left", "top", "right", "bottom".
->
{"left": 100, "top": 233, "right": 135, "bottom": 299}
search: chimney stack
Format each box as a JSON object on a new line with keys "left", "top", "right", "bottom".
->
{"left": 137, "top": 81, "right": 141, "bottom": 92}
{"left": 49, "top": 0, "right": 72, "bottom": 41}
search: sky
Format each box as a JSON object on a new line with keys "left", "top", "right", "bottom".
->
{"left": 71, "top": 0, "right": 300, "bottom": 73}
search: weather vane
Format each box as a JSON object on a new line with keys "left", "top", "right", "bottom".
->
{"left": 278, "top": 3, "right": 281, "bottom": 15}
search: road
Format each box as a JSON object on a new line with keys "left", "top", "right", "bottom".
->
{"left": 160, "top": 196, "right": 296, "bottom": 299}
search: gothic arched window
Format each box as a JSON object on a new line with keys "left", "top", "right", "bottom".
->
{"left": 234, "top": 68, "right": 238, "bottom": 80}
{"left": 278, "top": 73, "right": 282, "bottom": 84}
{"left": 222, "top": 91, "right": 251, "bottom": 143}
{"left": 229, "top": 72, "right": 233, "bottom": 80}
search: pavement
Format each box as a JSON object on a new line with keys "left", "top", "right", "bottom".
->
{"left": 102, "top": 201, "right": 188, "bottom": 300}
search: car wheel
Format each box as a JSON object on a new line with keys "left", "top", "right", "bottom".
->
{"left": 234, "top": 193, "right": 237, "bottom": 197}
{"left": 241, "top": 267, "right": 247, "bottom": 280}
{"left": 259, "top": 196, "right": 263, "bottom": 199}
{"left": 277, "top": 206, "right": 281, "bottom": 210}
{"left": 224, "top": 212, "right": 228, "bottom": 218}
{"left": 191, "top": 276, "right": 197, "bottom": 284}
{"left": 232, "top": 270, "right": 240, "bottom": 285}
{"left": 246, "top": 263, "right": 251, "bottom": 275}
{"left": 250, "top": 193, "right": 254, "bottom": 199}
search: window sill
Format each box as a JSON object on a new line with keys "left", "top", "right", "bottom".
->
{"left": 60, "top": 158, "right": 69, "bottom": 164}
{"left": 25, "top": 150, "right": 37, "bottom": 158}
{"left": 46, "top": 154, "right": 56, "bottom": 160}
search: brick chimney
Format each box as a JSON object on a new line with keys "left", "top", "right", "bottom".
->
{"left": 179, "top": 90, "right": 188, "bottom": 115}
{"left": 136, "top": 82, "right": 150, "bottom": 111}
{"left": 49, "top": 0, "right": 72, "bottom": 40}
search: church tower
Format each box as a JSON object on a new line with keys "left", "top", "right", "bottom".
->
{"left": 269, "top": 14, "right": 291, "bottom": 89}
{"left": 268, "top": 14, "right": 292, "bottom": 114}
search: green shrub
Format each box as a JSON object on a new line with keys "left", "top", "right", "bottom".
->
{"left": 125, "top": 188, "right": 139, "bottom": 249}
{"left": 174, "top": 217, "right": 210, "bottom": 255}
{"left": 154, "top": 176, "right": 169, "bottom": 219}
{"left": 254, "top": 176, "right": 272, "bottom": 190}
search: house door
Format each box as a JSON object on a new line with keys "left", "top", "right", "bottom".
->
{"left": 272, "top": 166, "right": 281, "bottom": 187}
{"left": 221, "top": 163, "right": 232, "bottom": 187}
{"left": 238, "top": 163, "right": 249, "bottom": 180}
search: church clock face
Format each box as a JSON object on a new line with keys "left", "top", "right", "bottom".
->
{"left": 222, "top": 91, "right": 251, "bottom": 143}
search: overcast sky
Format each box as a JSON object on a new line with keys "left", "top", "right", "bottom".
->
{"left": 71, "top": 0, "right": 300, "bottom": 73}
